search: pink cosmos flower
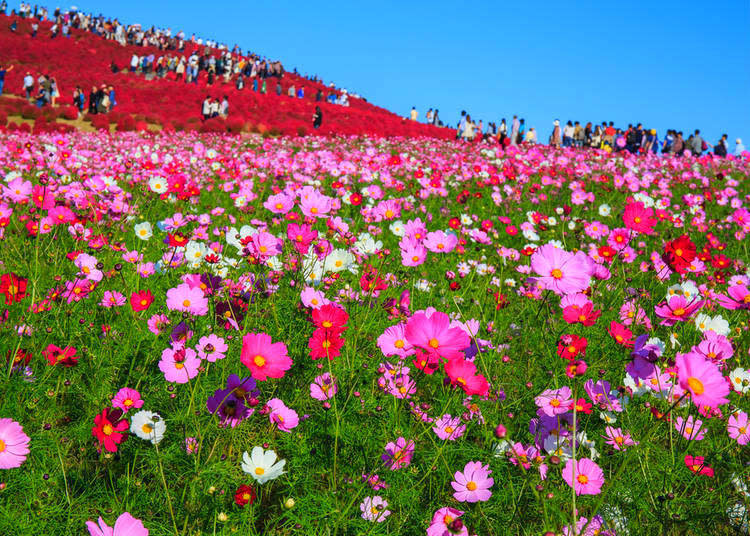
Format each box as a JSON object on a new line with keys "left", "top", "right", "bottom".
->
{"left": 654, "top": 295, "right": 705, "bottom": 326}
{"left": 451, "top": 461, "right": 493, "bottom": 503}
{"left": 622, "top": 201, "right": 657, "bottom": 235}
{"left": 299, "top": 190, "right": 332, "bottom": 218}
{"left": 385, "top": 373, "right": 417, "bottom": 399}
{"left": 360, "top": 496, "right": 390, "bottom": 523}
{"left": 165, "top": 283, "right": 209, "bottom": 316}
{"left": 287, "top": 222, "right": 317, "bottom": 254}
{"left": 264, "top": 192, "right": 295, "bottom": 214}
{"left": 300, "top": 287, "right": 330, "bottom": 309}
{"left": 86, "top": 512, "right": 148, "bottom": 536}
{"left": 424, "top": 230, "right": 458, "bottom": 253}
{"left": 158, "top": 346, "right": 201, "bottom": 383}
{"left": 676, "top": 352, "right": 730, "bottom": 409}
{"left": 728, "top": 411, "right": 750, "bottom": 445}
{"left": 266, "top": 398, "right": 299, "bottom": 433}
{"left": 310, "top": 373, "right": 337, "bottom": 400}
{"left": 100, "top": 290, "right": 126, "bottom": 308}
{"left": 400, "top": 242, "right": 427, "bottom": 267}
{"left": 376, "top": 323, "right": 415, "bottom": 358}
{"left": 111, "top": 388, "right": 144, "bottom": 413}
{"left": 381, "top": 437, "right": 415, "bottom": 470}
{"left": 147, "top": 314, "right": 170, "bottom": 335}
{"left": 196, "top": 334, "right": 228, "bottom": 362}
{"left": 675, "top": 416, "right": 705, "bottom": 441}
{"left": 75, "top": 253, "right": 103, "bottom": 282}
{"left": 240, "top": 332, "right": 293, "bottom": 381}
{"left": 530, "top": 244, "right": 592, "bottom": 295}
{"left": 562, "top": 457, "right": 604, "bottom": 495}
{"left": 433, "top": 414, "right": 466, "bottom": 440}
{"left": 716, "top": 283, "right": 750, "bottom": 310}
{"left": 0, "top": 418, "right": 31, "bottom": 469}
{"left": 534, "top": 387, "right": 574, "bottom": 417}
{"left": 405, "top": 311, "right": 470, "bottom": 362}
{"left": 248, "top": 230, "right": 282, "bottom": 260}
{"left": 428, "top": 507, "right": 467, "bottom": 536}
{"left": 603, "top": 426, "right": 637, "bottom": 451}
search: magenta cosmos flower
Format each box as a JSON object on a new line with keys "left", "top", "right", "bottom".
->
{"left": 158, "top": 346, "right": 201, "bottom": 383}
{"left": 451, "top": 461, "right": 493, "bottom": 502}
{"left": 404, "top": 311, "right": 470, "bottom": 361}
{"left": 111, "top": 388, "right": 144, "bottom": 413}
{"left": 240, "top": 332, "right": 293, "bottom": 381}
{"left": 534, "top": 387, "right": 574, "bottom": 417}
{"left": 728, "top": 411, "right": 750, "bottom": 446}
{"left": 676, "top": 352, "right": 730, "bottom": 409}
{"left": 562, "top": 458, "right": 604, "bottom": 495}
{"left": 310, "top": 373, "right": 337, "bottom": 401}
{"left": 165, "top": 283, "right": 209, "bottom": 316}
{"left": 381, "top": 437, "right": 415, "bottom": 470}
{"left": 266, "top": 398, "right": 299, "bottom": 433}
{"left": 0, "top": 418, "right": 31, "bottom": 469}
{"left": 433, "top": 414, "right": 466, "bottom": 441}
{"left": 428, "top": 507, "right": 467, "bottom": 536}
{"left": 530, "top": 244, "right": 592, "bottom": 295}
{"left": 86, "top": 512, "right": 148, "bottom": 536}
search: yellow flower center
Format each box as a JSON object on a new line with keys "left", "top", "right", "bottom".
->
{"left": 550, "top": 268, "right": 563, "bottom": 279}
{"left": 253, "top": 355, "right": 266, "bottom": 367}
{"left": 141, "top": 423, "right": 154, "bottom": 434}
{"left": 182, "top": 299, "right": 191, "bottom": 307}
{"left": 634, "top": 216, "right": 641, "bottom": 223}
{"left": 0, "top": 439, "right": 5, "bottom": 452}
{"left": 255, "top": 467, "right": 265, "bottom": 475}
{"left": 687, "top": 377, "right": 705, "bottom": 395}
{"left": 394, "top": 340, "right": 405, "bottom": 348}
{"left": 550, "top": 399, "right": 560, "bottom": 407}
{"left": 466, "top": 481, "right": 477, "bottom": 491}
{"left": 673, "top": 308, "right": 685, "bottom": 316}
{"left": 445, "top": 426, "right": 454, "bottom": 434}
{"left": 175, "top": 363, "right": 185, "bottom": 369}
{"left": 124, "top": 399, "right": 133, "bottom": 407}
{"left": 310, "top": 207, "right": 318, "bottom": 214}
{"left": 428, "top": 338, "right": 439, "bottom": 349}
{"left": 577, "top": 474, "right": 589, "bottom": 484}
{"left": 102, "top": 424, "right": 113, "bottom": 436}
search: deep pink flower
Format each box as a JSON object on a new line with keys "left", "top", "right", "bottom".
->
{"left": 728, "top": 411, "right": 750, "bottom": 445}
{"left": 310, "top": 373, "right": 337, "bottom": 401}
{"left": 428, "top": 507, "right": 467, "bottom": 536}
{"left": 196, "top": 334, "right": 228, "bottom": 362}
{"left": 165, "top": 283, "right": 209, "bottom": 316}
{"left": 404, "top": 311, "right": 470, "bottom": 361}
{"left": 240, "top": 332, "right": 293, "bottom": 381}
{"left": 111, "top": 388, "right": 144, "bottom": 413}
{"left": 562, "top": 458, "right": 604, "bottom": 495}
{"left": 622, "top": 201, "right": 657, "bottom": 235}
{"left": 158, "top": 346, "right": 201, "bottom": 383}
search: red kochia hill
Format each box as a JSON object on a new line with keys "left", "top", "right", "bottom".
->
{"left": 0, "top": 14, "right": 453, "bottom": 138}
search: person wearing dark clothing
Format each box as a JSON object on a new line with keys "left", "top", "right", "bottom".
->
{"left": 714, "top": 134, "right": 729, "bottom": 157}
{"left": 312, "top": 106, "right": 322, "bottom": 129}
{"left": 315, "top": 88, "right": 322, "bottom": 102}
{"left": 88, "top": 85, "right": 98, "bottom": 114}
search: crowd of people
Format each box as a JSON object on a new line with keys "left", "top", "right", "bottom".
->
{"left": 408, "top": 106, "right": 745, "bottom": 157}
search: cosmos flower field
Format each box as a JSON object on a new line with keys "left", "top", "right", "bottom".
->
{"left": 0, "top": 132, "right": 748, "bottom": 535}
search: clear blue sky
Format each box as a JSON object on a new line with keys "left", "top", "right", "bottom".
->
{"left": 65, "top": 1, "right": 749, "bottom": 144}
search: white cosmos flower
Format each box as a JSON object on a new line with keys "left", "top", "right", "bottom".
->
{"left": 185, "top": 241, "right": 207, "bottom": 265}
{"left": 148, "top": 177, "right": 167, "bottom": 194}
{"left": 241, "top": 446, "right": 286, "bottom": 484}
{"left": 134, "top": 222, "right": 153, "bottom": 241}
{"left": 130, "top": 410, "right": 166, "bottom": 444}
{"left": 324, "top": 249, "right": 356, "bottom": 273}
{"left": 389, "top": 221, "right": 405, "bottom": 237}
{"left": 729, "top": 368, "right": 750, "bottom": 394}
{"left": 354, "top": 233, "right": 382, "bottom": 256}
{"left": 694, "top": 313, "right": 730, "bottom": 336}
{"left": 598, "top": 204, "right": 612, "bottom": 217}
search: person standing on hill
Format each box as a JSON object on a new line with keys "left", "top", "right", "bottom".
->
{"left": 312, "top": 106, "right": 322, "bottom": 129}
{"left": 714, "top": 134, "right": 728, "bottom": 157}
{"left": 550, "top": 120, "right": 562, "bottom": 148}
{"left": 410, "top": 106, "right": 418, "bottom": 121}
{"left": 0, "top": 64, "right": 12, "bottom": 96}
{"left": 510, "top": 115, "right": 520, "bottom": 146}
{"left": 735, "top": 138, "right": 745, "bottom": 156}
{"left": 432, "top": 109, "right": 440, "bottom": 126}
{"left": 690, "top": 129, "right": 704, "bottom": 155}
{"left": 201, "top": 95, "right": 211, "bottom": 120}
{"left": 426, "top": 108, "right": 433, "bottom": 124}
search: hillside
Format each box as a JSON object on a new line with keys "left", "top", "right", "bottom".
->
{"left": 0, "top": 13, "right": 453, "bottom": 138}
